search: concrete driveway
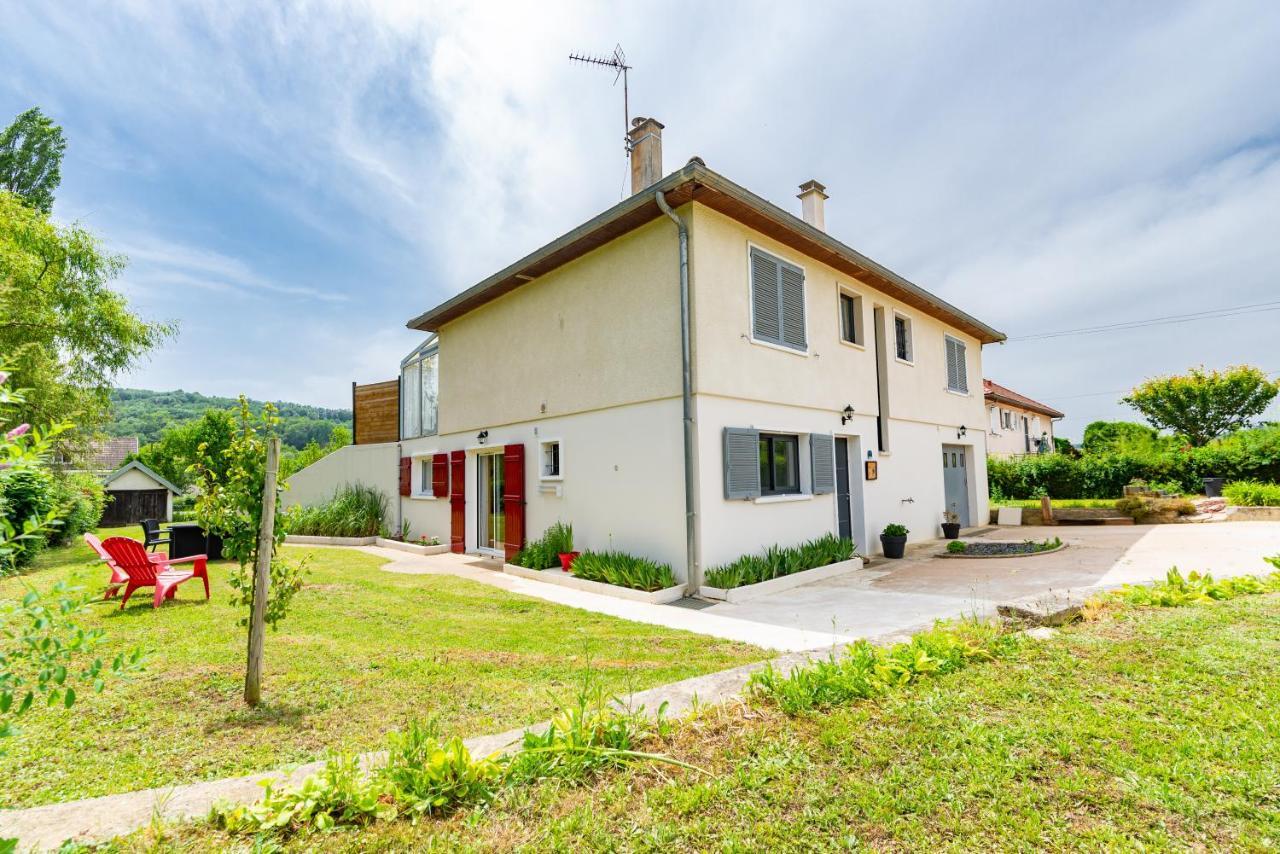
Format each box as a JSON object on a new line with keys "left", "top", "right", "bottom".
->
{"left": 702, "top": 523, "right": 1280, "bottom": 642}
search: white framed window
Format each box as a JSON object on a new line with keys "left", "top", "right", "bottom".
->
{"left": 540, "top": 439, "right": 562, "bottom": 480}
{"left": 749, "top": 246, "right": 807, "bottom": 351}
{"left": 399, "top": 338, "right": 439, "bottom": 440}
{"left": 944, "top": 335, "right": 969, "bottom": 393}
{"left": 838, "top": 290, "right": 864, "bottom": 346}
{"left": 893, "top": 312, "right": 913, "bottom": 362}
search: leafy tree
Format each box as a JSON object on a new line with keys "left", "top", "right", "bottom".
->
{"left": 1124, "top": 365, "right": 1280, "bottom": 447}
{"left": 1081, "top": 420, "right": 1159, "bottom": 455}
{"left": 109, "top": 388, "right": 350, "bottom": 447}
{"left": 0, "top": 371, "right": 142, "bottom": 747}
{"left": 281, "top": 423, "right": 351, "bottom": 478}
{"left": 134, "top": 409, "right": 236, "bottom": 490}
{"left": 195, "top": 398, "right": 308, "bottom": 706}
{"left": 0, "top": 108, "right": 66, "bottom": 214}
{"left": 0, "top": 192, "right": 173, "bottom": 445}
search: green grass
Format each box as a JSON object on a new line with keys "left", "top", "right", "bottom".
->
{"left": 0, "top": 529, "right": 762, "bottom": 808}
{"left": 1223, "top": 479, "right": 1280, "bottom": 507}
{"left": 992, "top": 497, "right": 1119, "bottom": 509}
{"left": 141, "top": 589, "right": 1280, "bottom": 851}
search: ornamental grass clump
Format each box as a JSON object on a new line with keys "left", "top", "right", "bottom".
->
{"left": 287, "top": 483, "right": 387, "bottom": 538}
{"left": 747, "top": 618, "right": 1020, "bottom": 715}
{"left": 1222, "top": 480, "right": 1280, "bottom": 507}
{"left": 705, "top": 533, "right": 856, "bottom": 589}
{"left": 570, "top": 551, "right": 676, "bottom": 592}
{"left": 514, "top": 521, "right": 575, "bottom": 569}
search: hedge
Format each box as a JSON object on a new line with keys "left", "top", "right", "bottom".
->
{"left": 988, "top": 426, "right": 1280, "bottom": 499}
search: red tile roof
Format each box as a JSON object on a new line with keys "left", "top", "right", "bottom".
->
{"left": 87, "top": 437, "right": 140, "bottom": 471}
{"left": 982, "top": 379, "right": 1064, "bottom": 419}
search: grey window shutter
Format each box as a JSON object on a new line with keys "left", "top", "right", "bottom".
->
{"left": 954, "top": 340, "right": 968, "bottom": 392}
{"left": 945, "top": 339, "right": 959, "bottom": 390}
{"left": 779, "top": 263, "right": 807, "bottom": 349}
{"left": 946, "top": 338, "right": 967, "bottom": 392}
{"left": 723, "top": 427, "right": 761, "bottom": 499}
{"left": 750, "top": 250, "right": 781, "bottom": 343}
{"left": 810, "top": 433, "right": 835, "bottom": 494}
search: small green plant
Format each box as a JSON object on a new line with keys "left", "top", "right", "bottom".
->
{"left": 570, "top": 551, "right": 676, "bottom": 591}
{"left": 882, "top": 523, "right": 908, "bottom": 537}
{"left": 704, "top": 534, "right": 856, "bottom": 589}
{"left": 377, "top": 720, "right": 500, "bottom": 817}
{"left": 1090, "top": 566, "right": 1280, "bottom": 611}
{"left": 1222, "top": 480, "right": 1280, "bottom": 507}
{"left": 747, "top": 619, "right": 1020, "bottom": 715}
{"left": 513, "top": 522, "right": 574, "bottom": 569}
{"left": 946, "top": 540, "right": 968, "bottom": 554}
{"left": 213, "top": 753, "right": 394, "bottom": 834}
{"left": 1115, "top": 495, "right": 1196, "bottom": 522}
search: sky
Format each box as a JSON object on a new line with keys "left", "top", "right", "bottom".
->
{"left": 2, "top": 0, "right": 1279, "bottom": 440}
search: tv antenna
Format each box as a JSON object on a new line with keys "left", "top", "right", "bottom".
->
{"left": 568, "top": 44, "right": 632, "bottom": 157}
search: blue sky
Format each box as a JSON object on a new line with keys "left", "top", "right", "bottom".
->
{"left": 3, "top": 1, "right": 1279, "bottom": 439}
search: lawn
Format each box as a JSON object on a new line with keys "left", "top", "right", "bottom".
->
{"left": 0, "top": 530, "right": 763, "bottom": 808}
{"left": 144, "top": 588, "right": 1280, "bottom": 850}
{"left": 992, "top": 497, "right": 1120, "bottom": 509}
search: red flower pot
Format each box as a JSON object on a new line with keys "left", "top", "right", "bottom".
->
{"left": 558, "top": 551, "right": 580, "bottom": 572}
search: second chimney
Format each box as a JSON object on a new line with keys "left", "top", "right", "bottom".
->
{"left": 628, "top": 117, "right": 664, "bottom": 195}
{"left": 797, "top": 180, "right": 828, "bottom": 231}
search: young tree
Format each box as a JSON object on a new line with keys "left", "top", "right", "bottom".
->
{"left": 0, "top": 191, "right": 173, "bottom": 440}
{"left": 0, "top": 108, "right": 66, "bottom": 214}
{"left": 1123, "top": 365, "right": 1280, "bottom": 447}
{"left": 194, "top": 399, "right": 308, "bottom": 707}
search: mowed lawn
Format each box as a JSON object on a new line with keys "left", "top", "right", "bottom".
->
{"left": 154, "top": 591, "right": 1280, "bottom": 851}
{"left": 0, "top": 531, "right": 763, "bottom": 808}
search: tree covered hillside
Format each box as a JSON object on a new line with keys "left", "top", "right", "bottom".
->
{"left": 110, "top": 388, "right": 351, "bottom": 449}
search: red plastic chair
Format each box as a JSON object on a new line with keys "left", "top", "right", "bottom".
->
{"left": 84, "top": 533, "right": 165, "bottom": 599}
{"left": 101, "top": 537, "right": 208, "bottom": 609}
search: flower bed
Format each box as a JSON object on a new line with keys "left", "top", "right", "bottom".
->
{"left": 942, "top": 538, "right": 1065, "bottom": 559}
{"left": 700, "top": 558, "right": 863, "bottom": 603}
{"left": 700, "top": 534, "right": 860, "bottom": 603}
{"left": 502, "top": 563, "right": 685, "bottom": 604}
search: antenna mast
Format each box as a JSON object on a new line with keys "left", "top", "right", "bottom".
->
{"left": 568, "top": 44, "right": 633, "bottom": 157}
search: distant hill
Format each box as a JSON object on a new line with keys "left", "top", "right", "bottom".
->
{"left": 109, "top": 388, "right": 352, "bottom": 449}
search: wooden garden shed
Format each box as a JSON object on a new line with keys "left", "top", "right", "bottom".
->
{"left": 100, "top": 461, "right": 181, "bottom": 527}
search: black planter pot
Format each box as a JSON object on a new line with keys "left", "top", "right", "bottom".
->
{"left": 1202, "top": 477, "right": 1225, "bottom": 498}
{"left": 881, "top": 534, "right": 907, "bottom": 559}
{"left": 941, "top": 522, "right": 961, "bottom": 540}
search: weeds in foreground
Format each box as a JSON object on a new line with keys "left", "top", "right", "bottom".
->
{"left": 748, "top": 619, "right": 1022, "bottom": 715}
{"left": 1086, "top": 564, "right": 1280, "bottom": 613}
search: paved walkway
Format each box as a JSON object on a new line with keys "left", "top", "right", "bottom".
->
{"left": 5, "top": 522, "right": 1277, "bottom": 850}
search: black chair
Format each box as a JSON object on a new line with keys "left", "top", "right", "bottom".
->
{"left": 140, "top": 518, "right": 171, "bottom": 553}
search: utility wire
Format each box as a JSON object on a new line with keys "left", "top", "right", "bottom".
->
{"left": 1006, "top": 300, "right": 1280, "bottom": 342}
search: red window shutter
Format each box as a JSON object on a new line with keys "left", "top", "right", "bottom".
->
{"left": 432, "top": 453, "right": 449, "bottom": 498}
{"left": 502, "top": 443, "right": 525, "bottom": 562}
{"left": 398, "top": 457, "right": 411, "bottom": 497}
{"left": 449, "top": 450, "right": 465, "bottom": 553}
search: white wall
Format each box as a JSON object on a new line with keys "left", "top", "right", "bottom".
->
{"left": 282, "top": 442, "right": 399, "bottom": 530}
{"left": 695, "top": 395, "right": 989, "bottom": 573}
{"left": 107, "top": 468, "right": 166, "bottom": 490}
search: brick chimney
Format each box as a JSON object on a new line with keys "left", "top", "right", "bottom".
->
{"left": 797, "top": 180, "right": 828, "bottom": 231}
{"left": 627, "top": 117, "right": 664, "bottom": 195}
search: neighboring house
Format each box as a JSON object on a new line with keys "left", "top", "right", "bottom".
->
{"left": 287, "top": 118, "right": 1006, "bottom": 589}
{"left": 100, "top": 460, "right": 180, "bottom": 526}
{"left": 60, "top": 436, "right": 141, "bottom": 473}
{"left": 984, "top": 379, "right": 1064, "bottom": 457}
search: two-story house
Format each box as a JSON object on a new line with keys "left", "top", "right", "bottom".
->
{"left": 984, "top": 379, "right": 1064, "bottom": 457}
{"left": 287, "top": 118, "right": 1006, "bottom": 590}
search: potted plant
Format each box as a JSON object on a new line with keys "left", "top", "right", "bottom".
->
{"left": 880, "top": 523, "right": 909, "bottom": 559}
{"left": 941, "top": 507, "right": 961, "bottom": 540}
{"left": 545, "top": 521, "right": 578, "bottom": 572}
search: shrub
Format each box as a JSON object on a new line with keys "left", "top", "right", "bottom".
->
{"left": 705, "top": 533, "right": 856, "bottom": 589}
{"left": 1114, "top": 496, "right": 1196, "bottom": 523}
{"left": 513, "top": 521, "right": 574, "bottom": 569}
{"left": 946, "top": 540, "right": 967, "bottom": 554}
{"left": 45, "top": 472, "right": 106, "bottom": 547}
{"left": 0, "top": 467, "right": 57, "bottom": 569}
{"left": 882, "top": 523, "right": 908, "bottom": 537}
{"left": 287, "top": 483, "right": 387, "bottom": 538}
{"left": 571, "top": 551, "right": 676, "bottom": 591}
{"left": 1223, "top": 480, "right": 1280, "bottom": 507}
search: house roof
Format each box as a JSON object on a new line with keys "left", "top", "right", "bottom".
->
{"left": 983, "top": 379, "right": 1064, "bottom": 418}
{"left": 102, "top": 460, "right": 182, "bottom": 494}
{"left": 406, "top": 160, "right": 1006, "bottom": 345}
{"left": 86, "top": 436, "right": 139, "bottom": 471}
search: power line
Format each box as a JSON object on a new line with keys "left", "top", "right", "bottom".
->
{"left": 1006, "top": 300, "right": 1280, "bottom": 342}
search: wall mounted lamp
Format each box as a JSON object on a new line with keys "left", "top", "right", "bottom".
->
{"left": 957, "top": 425, "right": 967, "bottom": 440}
{"left": 477, "top": 430, "right": 489, "bottom": 445}
{"left": 840, "top": 404, "right": 855, "bottom": 425}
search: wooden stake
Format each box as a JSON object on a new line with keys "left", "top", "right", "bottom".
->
{"left": 1040, "top": 495, "right": 1054, "bottom": 525}
{"left": 244, "top": 436, "right": 280, "bottom": 707}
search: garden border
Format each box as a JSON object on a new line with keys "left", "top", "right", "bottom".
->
{"left": 501, "top": 563, "right": 686, "bottom": 604}
{"left": 284, "top": 535, "right": 449, "bottom": 556}
{"left": 699, "top": 557, "right": 864, "bottom": 603}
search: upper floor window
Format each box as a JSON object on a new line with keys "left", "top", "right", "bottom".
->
{"left": 750, "top": 247, "right": 807, "bottom": 351}
{"left": 944, "top": 336, "right": 969, "bottom": 393}
{"left": 400, "top": 338, "right": 439, "bottom": 439}
{"left": 894, "top": 313, "right": 913, "bottom": 362}
{"left": 838, "top": 292, "right": 863, "bottom": 345}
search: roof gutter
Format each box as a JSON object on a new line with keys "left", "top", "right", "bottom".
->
{"left": 654, "top": 190, "right": 699, "bottom": 593}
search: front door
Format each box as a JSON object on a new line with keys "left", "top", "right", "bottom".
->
{"left": 477, "top": 452, "right": 506, "bottom": 553}
{"left": 941, "top": 444, "right": 970, "bottom": 527}
{"left": 835, "top": 437, "right": 852, "bottom": 541}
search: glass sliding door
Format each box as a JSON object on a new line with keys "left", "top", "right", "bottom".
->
{"left": 477, "top": 452, "right": 506, "bottom": 553}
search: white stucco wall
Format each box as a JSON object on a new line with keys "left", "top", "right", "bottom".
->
{"left": 107, "top": 468, "right": 167, "bottom": 491}
{"left": 282, "top": 442, "right": 399, "bottom": 530}
{"left": 986, "top": 402, "right": 1055, "bottom": 457}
